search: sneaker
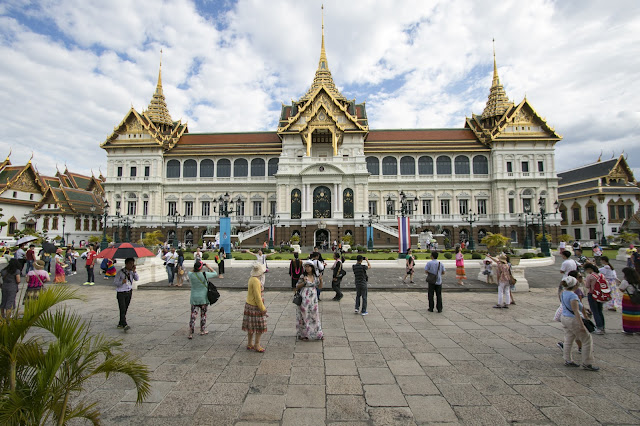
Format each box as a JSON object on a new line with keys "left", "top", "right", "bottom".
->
{"left": 502, "top": 305, "right": 509, "bottom": 309}
{"left": 361, "top": 312, "right": 368, "bottom": 316}
{"left": 354, "top": 309, "right": 359, "bottom": 314}
{"left": 89, "top": 282, "right": 95, "bottom": 286}
{"left": 557, "top": 342, "right": 564, "bottom": 350}
{"left": 594, "top": 328, "right": 604, "bottom": 335}
{"left": 123, "top": 325, "right": 131, "bottom": 331}
{"left": 83, "top": 282, "right": 90, "bottom": 286}
{"left": 564, "top": 361, "right": 580, "bottom": 367}
{"left": 493, "top": 305, "right": 502, "bottom": 309}
{"left": 582, "top": 364, "right": 600, "bottom": 371}
{"left": 117, "top": 325, "right": 125, "bottom": 329}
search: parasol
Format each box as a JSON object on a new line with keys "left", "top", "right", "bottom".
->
{"left": 41, "top": 241, "right": 58, "bottom": 254}
{"left": 15, "top": 235, "right": 38, "bottom": 246}
{"left": 97, "top": 243, "right": 155, "bottom": 259}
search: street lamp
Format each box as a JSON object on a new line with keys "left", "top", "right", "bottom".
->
{"left": 61, "top": 216, "right": 66, "bottom": 246}
{"left": 538, "top": 198, "right": 559, "bottom": 257}
{"left": 217, "top": 192, "right": 236, "bottom": 217}
{"left": 461, "top": 211, "right": 478, "bottom": 250}
{"left": 264, "top": 213, "right": 280, "bottom": 249}
{"left": 100, "top": 201, "right": 109, "bottom": 250}
{"left": 362, "top": 214, "right": 379, "bottom": 250}
{"left": 599, "top": 214, "right": 607, "bottom": 246}
{"left": 167, "top": 212, "right": 184, "bottom": 248}
{"left": 518, "top": 204, "right": 532, "bottom": 249}
{"left": 121, "top": 216, "right": 135, "bottom": 243}
{"left": 112, "top": 210, "right": 122, "bottom": 243}
{"left": 386, "top": 191, "right": 418, "bottom": 257}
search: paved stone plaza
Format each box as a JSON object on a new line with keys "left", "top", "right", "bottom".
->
{"left": 52, "top": 260, "right": 640, "bottom": 425}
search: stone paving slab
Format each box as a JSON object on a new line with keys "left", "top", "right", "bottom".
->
{"left": 33, "top": 275, "right": 640, "bottom": 425}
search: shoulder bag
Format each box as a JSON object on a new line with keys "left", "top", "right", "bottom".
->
{"left": 426, "top": 262, "right": 440, "bottom": 285}
{"left": 196, "top": 272, "right": 220, "bottom": 305}
{"left": 508, "top": 265, "right": 517, "bottom": 286}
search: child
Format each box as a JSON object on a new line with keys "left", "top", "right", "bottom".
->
{"left": 482, "top": 258, "right": 494, "bottom": 284}
{"left": 104, "top": 258, "right": 117, "bottom": 279}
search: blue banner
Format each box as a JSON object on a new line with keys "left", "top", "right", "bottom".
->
{"left": 220, "top": 216, "right": 231, "bottom": 256}
{"left": 367, "top": 225, "right": 374, "bottom": 245}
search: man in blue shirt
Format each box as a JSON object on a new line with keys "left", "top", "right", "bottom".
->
{"left": 425, "top": 251, "right": 446, "bottom": 313}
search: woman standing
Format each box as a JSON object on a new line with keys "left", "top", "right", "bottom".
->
{"left": 492, "top": 254, "right": 512, "bottom": 308}
{"left": 455, "top": 246, "right": 466, "bottom": 286}
{"left": 242, "top": 262, "right": 268, "bottom": 352}
{"left": 25, "top": 259, "right": 49, "bottom": 303}
{"left": 559, "top": 275, "right": 599, "bottom": 371}
{"left": 0, "top": 259, "right": 21, "bottom": 318}
{"left": 217, "top": 247, "right": 225, "bottom": 278}
{"left": 175, "top": 249, "right": 185, "bottom": 287}
{"left": 619, "top": 267, "right": 640, "bottom": 335}
{"left": 289, "top": 252, "right": 303, "bottom": 288}
{"left": 54, "top": 248, "right": 67, "bottom": 284}
{"left": 194, "top": 248, "right": 202, "bottom": 262}
{"left": 600, "top": 256, "right": 621, "bottom": 311}
{"left": 584, "top": 263, "right": 606, "bottom": 334}
{"left": 402, "top": 249, "right": 415, "bottom": 284}
{"left": 331, "top": 251, "right": 344, "bottom": 300}
{"left": 295, "top": 261, "right": 324, "bottom": 340}
{"left": 187, "top": 260, "right": 217, "bottom": 339}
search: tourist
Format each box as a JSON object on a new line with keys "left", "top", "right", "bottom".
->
{"left": 309, "top": 248, "right": 326, "bottom": 300}
{"left": 243, "top": 262, "right": 267, "bottom": 350}
{"left": 584, "top": 263, "right": 605, "bottom": 334}
{"left": 54, "top": 248, "right": 67, "bottom": 284}
{"left": 0, "top": 259, "right": 21, "bottom": 318}
{"left": 402, "top": 249, "right": 415, "bottom": 284}
{"left": 574, "top": 248, "right": 587, "bottom": 276}
{"left": 194, "top": 248, "right": 202, "bottom": 262}
{"left": 113, "top": 257, "right": 138, "bottom": 331}
{"left": 619, "top": 267, "right": 640, "bottom": 335}
{"left": 25, "top": 244, "right": 36, "bottom": 273}
{"left": 560, "top": 250, "right": 577, "bottom": 277}
{"left": 164, "top": 247, "right": 178, "bottom": 286}
{"left": 455, "top": 246, "right": 466, "bottom": 286}
{"left": 104, "top": 258, "right": 117, "bottom": 279}
{"left": 217, "top": 246, "right": 225, "bottom": 278}
{"left": 64, "top": 247, "right": 74, "bottom": 275}
{"left": 600, "top": 256, "right": 621, "bottom": 311}
{"left": 558, "top": 240, "right": 566, "bottom": 252}
{"left": 352, "top": 255, "right": 370, "bottom": 314}
{"left": 83, "top": 244, "right": 97, "bottom": 286}
{"left": 187, "top": 260, "right": 217, "bottom": 339}
{"left": 289, "top": 252, "right": 303, "bottom": 289}
{"left": 175, "top": 249, "right": 185, "bottom": 287}
{"left": 331, "top": 251, "right": 344, "bottom": 300}
{"left": 592, "top": 244, "right": 603, "bottom": 267}
{"left": 295, "top": 260, "right": 324, "bottom": 339}
{"left": 482, "top": 256, "right": 494, "bottom": 284}
{"left": 559, "top": 275, "right": 599, "bottom": 371}
{"left": 425, "top": 251, "right": 445, "bottom": 312}
{"left": 506, "top": 254, "right": 516, "bottom": 305}
{"left": 24, "top": 259, "right": 49, "bottom": 303}
{"left": 492, "top": 254, "right": 513, "bottom": 308}
{"left": 39, "top": 246, "right": 51, "bottom": 273}
{"left": 626, "top": 244, "right": 636, "bottom": 268}
{"left": 252, "top": 248, "right": 274, "bottom": 272}
{"left": 556, "top": 270, "right": 585, "bottom": 353}
{"left": 572, "top": 240, "right": 581, "bottom": 254}
{"left": 14, "top": 243, "right": 26, "bottom": 274}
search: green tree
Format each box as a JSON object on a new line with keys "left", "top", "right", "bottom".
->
{"left": 557, "top": 234, "right": 573, "bottom": 243}
{"left": 88, "top": 235, "right": 112, "bottom": 244}
{"left": 141, "top": 230, "right": 164, "bottom": 247}
{"left": 618, "top": 231, "right": 638, "bottom": 244}
{"left": 0, "top": 287, "right": 151, "bottom": 425}
{"left": 481, "top": 232, "right": 511, "bottom": 254}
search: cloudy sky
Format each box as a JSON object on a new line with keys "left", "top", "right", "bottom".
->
{"left": 1, "top": 0, "right": 639, "bottom": 178}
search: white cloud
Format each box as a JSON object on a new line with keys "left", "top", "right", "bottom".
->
{"left": 0, "top": 0, "right": 639, "bottom": 177}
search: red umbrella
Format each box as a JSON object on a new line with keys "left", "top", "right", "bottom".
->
{"left": 97, "top": 243, "right": 155, "bottom": 259}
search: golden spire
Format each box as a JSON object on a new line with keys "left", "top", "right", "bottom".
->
{"left": 146, "top": 49, "right": 174, "bottom": 127}
{"left": 482, "top": 39, "right": 512, "bottom": 120}
{"left": 28, "top": 152, "right": 33, "bottom": 164}
{"left": 5, "top": 148, "right": 11, "bottom": 161}
{"left": 299, "top": 5, "right": 346, "bottom": 102}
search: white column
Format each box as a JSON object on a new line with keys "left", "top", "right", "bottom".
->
{"left": 333, "top": 183, "right": 338, "bottom": 213}
{"left": 338, "top": 184, "right": 343, "bottom": 211}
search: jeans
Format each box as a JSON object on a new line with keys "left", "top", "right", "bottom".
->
{"left": 86, "top": 265, "right": 94, "bottom": 283}
{"left": 166, "top": 264, "right": 175, "bottom": 284}
{"left": 332, "top": 277, "right": 343, "bottom": 299}
{"left": 588, "top": 294, "right": 605, "bottom": 330}
{"left": 25, "top": 260, "right": 34, "bottom": 273}
{"left": 117, "top": 290, "right": 132, "bottom": 327}
{"left": 355, "top": 284, "right": 367, "bottom": 312}
{"left": 428, "top": 283, "right": 442, "bottom": 312}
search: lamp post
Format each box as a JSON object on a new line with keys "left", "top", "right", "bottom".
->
{"left": 461, "top": 211, "right": 478, "bottom": 250}
{"left": 61, "top": 216, "right": 66, "bottom": 246}
{"left": 121, "top": 216, "right": 134, "bottom": 243}
{"left": 167, "top": 213, "right": 184, "bottom": 248}
{"left": 113, "top": 210, "right": 122, "bottom": 243}
{"left": 538, "top": 198, "right": 559, "bottom": 257}
{"left": 599, "top": 214, "right": 607, "bottom": 246}
{"left": 386, "top": 191, "right": 418, "bottom": 257}
{"left": 217, "top": 193, "right": 236, "bottom": 259}
{"left": 263, "top": 213, "right": 280, "bottom": 250}
{"left": 519, "top": 204, "right": 532, "bottom": 249}
{"left": 362, "top": 214, "right": 379, "bottom": 250}
{"left": 100, "top": 201, "right": 109, "bottom": 250}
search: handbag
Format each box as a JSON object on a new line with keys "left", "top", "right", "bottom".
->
{"left": 582, "top": 318, "right": 595, "bottom": 333}
{"left": 553, "top": 305, "right": 562, "bottom": 322}
{"left": 426, "top": 262, "right": 440, "bottom": 285}
{"left": 196, "top": 272, "right": 220, "bottom": 304}
{"left": 508, "top": 265, "right": 517, "bottom": 286}
{"left": 293, "top": 291, "right": 302, "bottom": 306}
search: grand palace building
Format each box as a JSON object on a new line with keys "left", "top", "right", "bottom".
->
{"left": 100, "top": 23, "right": 563, "bottom": 249}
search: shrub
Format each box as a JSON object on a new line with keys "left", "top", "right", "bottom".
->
{"left": 183, "top": 252, "right": 194, "bottom": 260}
{"left": 202, "top": 252, "right": 210, "bottom": 260}
{"left": 274, "top": 255, "right": 282, "bottom": 260}
{"left": 471, "top": 252, "right": 482, "bottom": 259}
{"left": 387, "top": 256, "right": 396, "bottom": 260}
{"left": 521, "top": 252, "right": 534, "bottom": 259}
{"left": 443, "top": 252, "right": 453, "bottom": 259}
{"left": 536, "top": 252, "right": 546, "bottom": 257}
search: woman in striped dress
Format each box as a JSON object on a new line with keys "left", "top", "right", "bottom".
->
{"left": 242, "top": 262, "right": 267, "bottom": 352}
{"left": 620, "top": 267, "right": 640, "bottom": 335}
{"left": 455, "top": 246, "right": 466, "bottom": 286}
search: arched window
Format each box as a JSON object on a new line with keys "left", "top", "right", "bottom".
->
{"left": 418, "top": 156, "right": 433, "bottom": 175}
{"left": 183, "top": 159, "right": 197, "bottom": 178}
{"left": 291, "top": 189, "right": 301, "bottom": 219}
{"left": 366, "top": 156, "right": 379, "bottom": 175}
{"left": 251, "top": 158, "right": 265, "bottom": 176}
{"left": 473, "top": 155, "right": 488, "bottom": 174}
{"left": 382, "top": 156, "right": 397, "bottom": 175}
{"left": 268, "top": 158, "right": 279, "bottom": 176}
{"left": 234, "top": 159, "right": 248, "bottom": 177}
{"left": 185, "top": 230, "right": 194, "bottom": 246}
{"left": 400, "top": 156, "right": 415, "bottom": 175}
{"left": 200, "top": 159, "right": 214, "bottom": 177}
{"left": 343, "top": 188, "right": 354, "bottom": 218}
{"left": 478, "top": 229, "right": 487, "bottom": 241}
{"left": 436, "top": 156, "right": 451, "bottom": 175}
{"left": 217, "top": 159, "right": 231, "bottom": 177}
{"left": 166, "top": 160, "right": 180, "bottom": 178}
{"left": 454, "top": 156, "right": 469, "bottom": 174}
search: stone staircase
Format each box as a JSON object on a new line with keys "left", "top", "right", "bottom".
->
{"left": 237, "top": 224, "right": 268, "bottom": 243}
{"left": 373, "top": 222, "right": 399, "bottom": 238}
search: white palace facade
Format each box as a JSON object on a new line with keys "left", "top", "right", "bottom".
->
{"left": 101, "top": 26, "right": 562, "bottom": 248}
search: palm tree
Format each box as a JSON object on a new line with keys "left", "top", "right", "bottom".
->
{"left": 0, "top": 286, "right": 151, "bottom": 425}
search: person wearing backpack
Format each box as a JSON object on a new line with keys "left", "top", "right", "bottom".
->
{"left": 584, "top": 263, "right": 608, "bottom": 334}
{"left": 187, "top": 260, "right": 217, "bottom": 339}
{"left": 619, "top": 267, "right": 640, "bottom": 335}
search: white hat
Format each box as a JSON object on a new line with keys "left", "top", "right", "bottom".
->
{"left": 250, "top": 262, "right": 266, "bottom": 277}
{"left": 562, "top": 276, "right": 578, "bottom": 288}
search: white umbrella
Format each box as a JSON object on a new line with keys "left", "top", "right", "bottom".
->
{"left": 15, "top": 235, "right": 38, "bottom": 246}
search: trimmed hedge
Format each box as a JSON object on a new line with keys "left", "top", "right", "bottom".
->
{"left": 521, "top": 253, "right": 534, "bottom": 259}
{"left": 471, "top": 252, "right": 482, "bottom": 259}
{"left": 443, "top": 252, "right": 453, "bottom": 259}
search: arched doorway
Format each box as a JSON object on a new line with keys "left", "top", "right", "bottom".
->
{"left": 313, "top": 186, "right": 332, "bottom": 218}
{"left": 315, "top": 229, "right": 329, "bottom": 248}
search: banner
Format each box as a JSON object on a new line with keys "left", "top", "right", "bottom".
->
{"left": 398, "top": 216, "right": 411, "bottom": 254}
{"left": 219, "top": 216, "right": 231, "bottom": 257}
{"left": 268, "top": 225, "right": 275, "bottom": 242}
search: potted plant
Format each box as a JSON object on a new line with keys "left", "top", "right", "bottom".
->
{"left": 480, "top": 232, "right": 511, "bottom": 256}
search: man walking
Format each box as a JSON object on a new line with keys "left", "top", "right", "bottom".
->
{"left": 353, "top": 255, "right": 371, "bottom": 315}
{"left": 425, "top": 250, "right": 446, "bottom": 313}
{"left": 113, "top": 257, "right": 138, "bottom": 331}
{"left": 164, "top": 247, "right": 178, "bottom": 286}
{"left": 83, "top": 244, "right": 97, "bottom": 286}
{"left": 25, "top": 244, "right": 36, "bottom": 273}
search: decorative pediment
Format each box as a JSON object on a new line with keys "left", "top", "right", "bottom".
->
{"left": 0, "top": 163, "right": 46, "bottom": 196}
{"left": 166, "top": 194, "right": 178, "bottom": 200}
{"left": 183, "top": 194, "right": 195, "bottom": 201}
{"left": 607, "top": 156, "right": 635, "bottom": 184}
{"left": 476, "top": 192, "right": 490, "bottom": 198}
{"left": 368, "top": 192, "right": 379, "bottom": 199}
{"left": 199, "top": 194, "right": 213, "bottom": 201}
{"left": 438, "top": 192, "right": 452, "bottom": 199}
{"left": 299, "top": 163, "right": 345, "bottom": 176}
{"left": 456, "top": 192, "right": 471, "bottom": 199}
{"left": 420, "top": 192, "right": 434, "bottom": 198}
{"left": 251, "top": 194, "right": 265, "bottom": 200}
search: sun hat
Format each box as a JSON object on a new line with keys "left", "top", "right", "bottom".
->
{"left": 250, "top": 262, "right": 266, "bottom": 277}
{"left": 562, "top": 275, "right": 578, "bottom": 289}
{"left": 56, "top": 248, "right": 62, "bottom": 254}
{"left": 497, "top": 254, "right": 508, "bottom": 263}
{"left": 34, "top": 260, "right": 45, "bottom": 270}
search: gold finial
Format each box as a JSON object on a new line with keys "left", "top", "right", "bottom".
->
{"left": 597, "top": 150, "right": 602, "bottom": 162}
{"left": 28, "top": 152, "right": 33, "bottom": 164}
{"left": 5, "top": 148, "right": 11, "bottom": 161}
{"left": 319, "top": 4, "right": 328, "bottom": 71}
{"left": 492, "top": 38, "right": 499, "bottom": 86}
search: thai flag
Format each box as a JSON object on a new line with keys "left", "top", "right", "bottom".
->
{"left": 268, "top": 225, "right": 275, "bottom": 241}
{"left": 398, "top": 216, "right": 411, "bottom": 254}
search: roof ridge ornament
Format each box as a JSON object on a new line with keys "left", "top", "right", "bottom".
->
{"left": 481, "top": 39, "right": 512, "bottom": 121}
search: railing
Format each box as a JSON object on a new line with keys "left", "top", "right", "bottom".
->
{"left": 373, "top": 222, "right": 399, "bottom": 238}
{"left": 238, "top": 224, "right": 269, "bottom": 243}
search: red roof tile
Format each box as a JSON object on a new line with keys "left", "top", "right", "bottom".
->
{"left": 367, "top": 129, "right": 477, "bottom": 141}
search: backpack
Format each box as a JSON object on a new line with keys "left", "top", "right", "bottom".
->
{"left": 591, "top": 273, "right": 612, "bottom": 302}
{"left": 100, "top": 258, "right": 109, "bottom": 270}
{"left": 626, "top": 282, "right": 640, "bottom": 305}
{"left": 203, "top": 273, "right": 220, "bottom": 305}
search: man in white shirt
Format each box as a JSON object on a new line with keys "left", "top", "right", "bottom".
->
{"left": 164, "top": 247, "right": 179, "bottom": 286}
{"left": 113, "top": 258, "right": 138, "bottom": 331}
{"left": 560, "top": 250, "right": 577, "bottom": 277}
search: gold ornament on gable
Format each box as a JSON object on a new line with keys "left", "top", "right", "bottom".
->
{"left": 12, "top": 171, "right": 40, "bottom": 193}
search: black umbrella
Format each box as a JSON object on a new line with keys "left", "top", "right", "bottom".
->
{"left": 41, "top": 241, "right": 58, "bottom": 254}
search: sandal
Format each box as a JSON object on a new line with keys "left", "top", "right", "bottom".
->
{"left": 188, "top": 334, "right": 193, "bottom": 340}
{"left": 246, "top": 345, "right": 254, "bottom": 350}
{"left": 254, "top": 345, "right": 265, "bottom": 353}
{"left": 200, "top": 331, "right": 209, "bottom": 335}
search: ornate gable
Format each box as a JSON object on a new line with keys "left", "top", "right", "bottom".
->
{"left": 607, "top": 156, "right": 635, "bottom": 184}
{"left": 0, "top": 163, "right": 46, "bottom": 196}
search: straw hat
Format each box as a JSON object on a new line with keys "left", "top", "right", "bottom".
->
{"left": 497, "top": 254, "right": 508, "bottom": 263}
{"left": 56, "top": 248, "right": 63, "bottom": 254}
{"left": 250, "top": 262, "right": 266, "bottom": 277}
{"left": 34, "top": 260, "right": 45, "bottom": 270}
